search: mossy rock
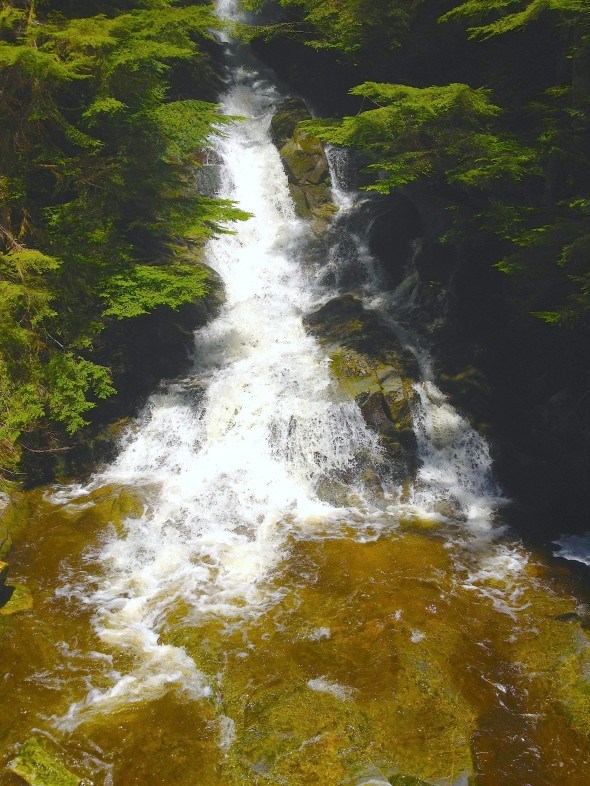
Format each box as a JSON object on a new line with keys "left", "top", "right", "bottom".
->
{"left": 0, "top": 583, "right": 33, "bottom": 616}
{"left": 270, "top": 98, "right": 311, "bottom": 148}
{"left": 0, "top": 492, "right": 31, "bottom": 559}
{"left": 305, "top": 296, "right": 419, "bottom": 376}
{"left": 281, "top": 137, "right": 328, "bottom": 185}
{"left": 304, "top": 296, "right": 419, "bottom": 475}
{"left": 270, "top": 98, "right": 335, "bottom": 233}
{"left": 288, "top": 184, "right": 312, "bottom": 218}
{"left": 9, "top": 737, "right": 81, "bottom": 786}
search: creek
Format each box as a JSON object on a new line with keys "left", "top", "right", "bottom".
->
{"left": 1, "top": 3, "right": 590, "bottom": 784}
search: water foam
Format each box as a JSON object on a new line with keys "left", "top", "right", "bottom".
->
{"left": 48, "top": 0, "right": 529, "bottom": 732}
{"left": 553, "top": 533, "right": 590, "bottom": 567}
{"left": 53, "top": 20, "right": 380, "bottom": 727}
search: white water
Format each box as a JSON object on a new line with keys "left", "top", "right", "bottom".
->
{"left": 49, "top": 0, "right": 522, "bottom": 731}
{"left": 54, "top": 7, "right": 384, "bottom": 729}
{"left": 324, "top": 148, "right": 520, "bottom": 596}
{"left": 554, "top": 533, "right": 590, "bottom": 566}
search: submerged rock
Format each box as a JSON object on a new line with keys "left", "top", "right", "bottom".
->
{"left": 0, "top": 583, "right": 33, "bottom": 616}
{"left": 304, "top": 295, "right": 419, "bottom": 480}
{"left": 270, "top": 98, "right": 336, "bottom": 235}
{"left": 345, "top": 763, "right": 433, "bottom": 785}
{"left": 9, "top": 737, "right": 80, "bottom": 786}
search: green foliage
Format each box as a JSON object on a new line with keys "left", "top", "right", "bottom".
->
{"left": 0, "top": 0, "right": 246, "bottom": 482}
{"left": 44, "top": 354, "right": 115, "bottom": 434}
{"left": 302, "top": 82, "right": 538, "bottom": 190}
{"left": 486, "top": 198, "right": 590, "bottom": 324}
{"left": 241, "top": 0, "right": 423, "bottom": 54}
{"left": 441, "top": 0, "right": 589, "bottom": 39}
{"left": 102, "top": 263, "right": 209, "bottom": 319}
{"left": 269, "top": 0, "right": 589, "bottom": 326}
{"left": 150, "top": 100, "right": 233, "bottom": 161}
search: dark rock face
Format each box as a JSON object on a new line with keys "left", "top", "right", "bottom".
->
{"left": 414, "top": 239, "right": 455, "bottom": 284}
{"left": 345, "top": 189, "right": 459, "bottom": 290}
{"left": 270, "top": 98, "right": 336, "bottom": 234}
{"left": 352, "top": 195, "right": 424, "bottom": 289}
{"left": 304, "top": 295, "right": 420, "bottom": 481}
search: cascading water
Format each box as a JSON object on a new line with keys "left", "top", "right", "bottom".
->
{"left": 321, "top": 145, "right": 529, "bottom": 614}
{"left": 3, "top": 2, "right": 590, "bottom": 784}
{"left": 53, "top": 1, "right": 384, "bottom": 730}
{"left": 324, "top": 149, "right": 504, "bottom": 530}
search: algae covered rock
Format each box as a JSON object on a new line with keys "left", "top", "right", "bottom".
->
{"left": 0, "top": 549, "right": 34, "bottom": 616}
{"left": 0, "top": 582, "right": 33, "bottom": 616}
{"left": 9, "top": 737, "right": 81, "bottom": 786}
{"left": 304, "top": 295, "right": 419, "bottom": 479}
{"left": 270, "top": 98, "right": 336, "bottom": 234}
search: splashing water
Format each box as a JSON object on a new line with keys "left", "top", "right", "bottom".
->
{"left": 323, "top": 144, "right": 515, "bottom": 590}
{"left": 3, "top": 3, "right": 590, "bottom": 784}
{"left": 51, "top": 15, "right": 383, "bottom": 728}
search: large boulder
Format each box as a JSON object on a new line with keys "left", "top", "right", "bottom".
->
{"left": 270, "top": 98, "right": 336, "bottom": 234}
{"left": 304, "top": 295, "right": 420, "bottom": 480}
{"left": 270, "top": 97, "right": 311, "bottom": 148}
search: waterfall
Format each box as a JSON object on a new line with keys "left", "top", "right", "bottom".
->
{"left": 322, "top": 146, "right": 526, "bottom": 619}
{"left": 50, "top": 0, "right": 522, "bottom": 729}
{"left": 4, "top": 4, "right": 590, "bottom": 783}
{"left": 54, "top": 1, "right": 384, "bottom": 728}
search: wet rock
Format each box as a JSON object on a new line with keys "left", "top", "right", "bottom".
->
{"left": 270, "top": 98, "right": 336, "bottom": 234}
{"left": 0, "top": 583, "right": 33, "bottom": 616}
{"left": 304, "top": 295, "right": 420, "bottom": 478}
{"left": 387, "top": 775, "right": 431, "bottom": 786}
{"left": 552, "top": 611, "right": 590, "bottom": 630}
{"left": 270, "top": 97, "right": 310, "bottom": 148}
{"left": 305, "top": 295, "right": 418, "bottom": 372}
{"left": 350, "top": 195, "right": 424, "bottom": 289}
{"left": 438, "top": 364, "right": 492, "bottom": 430}
{"left": 9, "top": 737, "right": 81, "bottom": 786}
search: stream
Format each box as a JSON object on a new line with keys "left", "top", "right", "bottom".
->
{"left": 1, "top": 2, "right": 590, "bottom": 784}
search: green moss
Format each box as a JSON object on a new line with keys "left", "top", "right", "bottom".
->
{"left": 555, "top": 648, "right": 590, "bottom": 736}
{"left": 9, "top": 737, "right": 81, "bottom": 786}
{"left": 0, "top": 583, "right": 33, "bottom": 616}
{"left": 0, "top": 493, "right": 31, "bottom": 558}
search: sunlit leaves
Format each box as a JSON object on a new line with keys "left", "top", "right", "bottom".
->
{"left": 302, "top": 82, "right": 535, "bottom": 190}
{"left": 102, "top": 263, "right": 209, "bottom": 319}
{"left": 441, "top": 0, "right": 590, "bottom": 39}
{"left": 0, "top": 0, "right": 246, "bottom": 478}
{"left": 150, "top": 100, "right": 233, "bottom": 161}
{"left": 241, "top": 0, "right": 422, "bottom": 54}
